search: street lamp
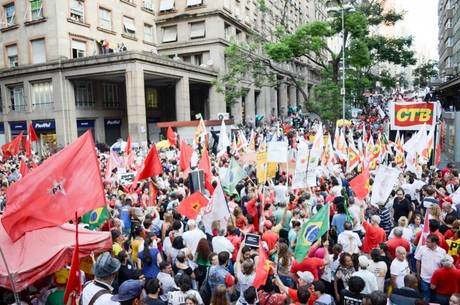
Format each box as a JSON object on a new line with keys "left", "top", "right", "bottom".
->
{"left": 326, "top": 1, "right": 356, "bottom": 120}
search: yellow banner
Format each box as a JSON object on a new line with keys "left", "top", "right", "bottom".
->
{"left": 446, "top": 239, "right": 460, "bottom": 256}
{"left": 256, "top": 151, "right": 277, "bottom": 183}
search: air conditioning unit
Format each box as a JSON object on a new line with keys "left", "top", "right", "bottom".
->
{"left": 217, "top": 112, "right": 230, "bottom": 120}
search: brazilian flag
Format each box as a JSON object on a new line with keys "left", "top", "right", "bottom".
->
{"left": 294, "top": 204, "right": 330, "bottom": 262}
{"left": 81, "top": 207, "right": 110, "bottom": 230}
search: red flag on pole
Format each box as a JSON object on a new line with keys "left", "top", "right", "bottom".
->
{"left": 198, "top": 147, "right": 214, "bottom": 194}
{"left": 28, "top": 123, "right": 39, "bottom": 142}
{"left": 167, "top": 126, "right": 177, "bottom": 147}
{"left": 19, "top": 159, "right": 29, "bottom": 177}
{"left": 2, "top": 132, "right": 24, "bottom": 158}
{"left": 179, "top": 140, "right": 192, "bottom": 172}
{"left": 349, "top": 166, "right": 370, "bottom": 200}
{"left": 253, "top": 245, "right": 273, "bottom": 288}
{"left": 176, "top": 192, "right": 209, "bottom": 220}
{"left": 125, "top": 135, "right": 132, "bottom": 155}
{"left": 1, "top": 131, "right": 105, "bottom": 241}
{"left": 64, "top": 213, "right": 81, "bottom": 305}
{"left": 135, "top": 145, "right": 163, "bottom": 181}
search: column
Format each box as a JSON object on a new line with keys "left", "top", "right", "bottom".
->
{"left": 270, "top": 87, "right": 278, "bottom": 117}
{"left": 175, "top": 76, "right": 191, "bottom": 121}
{"left": 231, "top": 97, "right": 243, "bottom": 124}
{"left": 288, "top": 85, "right": 297, "bottom": 108}
{"left": 279, "top": 82, "right": 288, "bottom": 118}
{"left": 125, "top": 63, "right": 147, "bottom": 144}
{"left": 245, "top": 87, "right": 255, "bottom": 124}
{"left": 209, "top": 85, "right": 226, "bottom": 119}
{"left": 54, "top": 72, "right": 78, "bottom": 146}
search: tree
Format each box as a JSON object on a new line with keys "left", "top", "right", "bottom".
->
{"left": 413, "top": 60, "right": 438, "bottom": 88}
{"left": 216, "top": 0, "right": 416, "bottom": 123}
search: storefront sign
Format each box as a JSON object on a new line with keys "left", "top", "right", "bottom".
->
{"left": 77, "top": 119, "right": 95, "bottom": 129}
{"left": 389, "top": 102, "right": 437, "bottom": 130}
{"left": 9, "top": 121, "right": 27, "bottom": 131}
{"left": 33, "top": 119, "right": 56, "bottom": 131}
{"left": 105, "top": 119, "right": 121, "bottom": 127}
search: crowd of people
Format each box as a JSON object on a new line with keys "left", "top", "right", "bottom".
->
{"left": 0, "top": 110, "right": 459, "bottom": 305}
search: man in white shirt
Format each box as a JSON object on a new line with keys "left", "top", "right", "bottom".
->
{"left": 347, "top": 198, "right": 363, "bottom": 236}
{"left": 352, "top": 256, "right": 379, "bottom": 294}
{"left": 212, "top": 229, "right": 234, "bottom": 255}
{"left": 415, "top": 234, "right": 446, "bottom": 302}
{"left": 182, "top": 219, "right": 206, "bottom": 253}
{"left": 338, "top": 222, "right": 362, "bottom": 254}
{"left": 273, "top": 178, "right": 288, "bottom": 204}
{"left": 390, "top": 246, "right": 410, "bottom": 289}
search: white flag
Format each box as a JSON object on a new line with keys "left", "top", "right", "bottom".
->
{"left": 370, "top": 166, "right": 400, "bottom": 207}
{"left": 267, "top": 141, "right": 288, "bottom": 163}
{"left": 217, "top": 120, "right": 230, "bottom": 157}
{"left": 403, "top": 124, "right": 427, "bottom": 154}
{"left": 202, "top": 183, "right": 230, "bottom": 234}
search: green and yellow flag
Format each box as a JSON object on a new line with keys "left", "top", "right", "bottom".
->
{"left": 294, "top": 204, "right": 330, "bottom": 262}
{"left": 81, "top": 207, "right": 110, "bottom": 230}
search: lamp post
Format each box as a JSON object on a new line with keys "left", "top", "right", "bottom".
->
{"left": 326, "top": 1, "right": 355, "bottom": 120}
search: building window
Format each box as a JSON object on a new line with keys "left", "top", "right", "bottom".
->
{"left": 6, "top": 44, "right": 18, "bottom": 67}
{"left": 30, "top": 0, "right": 43, "bottom": 20}
{"left": 4, "top": 3, "right": 16, "bottom": 26}
{"left": 144, "top": 24, "right": 154, "bottom": 43}
{"left": 102, "top": 83, "right": 119, "bottom": 109}
{"left": 224, "top": 23, "right": 231, "bottom": 40}
{"left": 143, "top": 0, "right": 153, "bottom": 11}
{"left": 145, "top": 87, "right": 158, "bottom": 109}
{"left": 162, "top": 26, "right": 177, "bottom": 42}
{"left": 31, "top": 39, "right": 46, "bottom": 64}
{"left": 190, "top": 21, "right": 205, "bottom": 39}
{"left": 159, "top": 0, "right": 175, "bottom": 12}
{"left": 31, "top": 81, "right": 53, "bottom": 109}
{"left": 123, "top": 16, "right": 136, "bottom": 36}
{"left": 186, "top": 0, "right": 203, "bottom": 7}
{"left": 70, "top": 0, "right": 84, "bottom": 22}
{"left": 71, "top": 40, "right": 86, "bottom": 58}
{"left": 9, "top": 86, "right": 26, "bottom": 112}
{"left": 98, "top": 7, "right": 112, "bottom": 30}
{"left": 193, "top": 53, "right": 202, "bottom": 66}
{"left": 75, "top": 81, "right": 94, "bottom": 108}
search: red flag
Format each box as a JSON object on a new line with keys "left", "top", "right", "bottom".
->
{"left": 253, "top": 245, "right": 273, "bottom": 288}
{"left": 125, "top": 135, "right": 132, "bottom": 155}
{"left": 24, "top": 136, "right": 32, "bottom": 159}
{"left": 2, "top": 132, "right": 24, "bottom": 158}
{"left": 64, "top": 214, "right": 81, "bottom": 305}
{"left": 179, "top": 140, "right": 193, "bottom": 172}
{"left": 349, "top": 166, "right": 370, "bottom": 200}
{"left": 1, "top": 131, "right": 105, "bottom": 241}
{"left": 176, "top": 192, "right": 209, "bottom": 219}
{"left": 19, "top": 159, "right": 29, "bottom": 177}
{"left": 28, "top": 123, "right": 39, "bottom": 142}
{"left": 167, "top": 126, "right": 177, "bottom": 147}
{"left": 135, "top": 145, "right": 163, "bottom": 181}
{"left": 435, "top": 142, "right": 441, "bottom": 166}
{"left": 198, "top": 147, "right": 214, "bottom": 194}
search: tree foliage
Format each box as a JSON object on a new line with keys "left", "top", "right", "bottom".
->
{"left": 413, "top": 60, "right": 438, "bottom": 88}
{"left": 216, "top": 0, "right": 416, "bottom": 123}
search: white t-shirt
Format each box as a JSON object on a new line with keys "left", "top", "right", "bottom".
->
{"left": 212, "top": 236, "right": 234, "bottom": 255}
{"left": 338, "top": 230, "right": 362, "bottom": 254}
{"left": 388, "top": 227, "right": 413, "bottom": 242}
{"left": 274, "top": 184, "right": 288, "bottom": 204}
{"left": 390, "top": 258, "right": 410, "bottom": 288}
{"left": 368, "top": 261, "right": 387, "bottom": 292}
{"left": 348, "top": 205, "right": 363, "bottom": 232}
{"left": 168, "top": 289, "right": 204, "bottom": 305}
{"left": 414, "top": 245, "right": 446, "bottom": 283}
{"left": 182, "top": 228, "right": 206, "bottom": 253}
{"left": 352, "top": 269, "right": 378, "bottom": 294}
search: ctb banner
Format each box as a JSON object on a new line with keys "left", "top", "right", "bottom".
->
{"left": 389, "top": 102, "right": 437, "bottom": 130}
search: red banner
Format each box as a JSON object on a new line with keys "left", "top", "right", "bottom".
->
{"left": 390, "top": 102, "right": 437, "bottom": 130}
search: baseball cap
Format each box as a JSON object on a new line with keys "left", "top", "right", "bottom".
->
{"left": 296, "top": 271, "right": 314, "bottom": 285}
{"left": 93, "top": 252, "right": 121, "bottom": 278}
{"left": 358, "top": 255, "right": 370, "bottom": 268}
{"left": 225, "top": 273, "right": 235, "bottom": 287}
{"left": 111, "top": 280, "right": 143, "bottom": 302}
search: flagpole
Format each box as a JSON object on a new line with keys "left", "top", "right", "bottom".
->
{"left": 0, "top": 246, "right": 21, "bottom": 305}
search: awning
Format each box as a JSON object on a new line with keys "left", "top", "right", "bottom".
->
{"left": 0, "top": 220, "right": 111, "bottom": 291}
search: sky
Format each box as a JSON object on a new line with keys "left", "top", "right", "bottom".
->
{"left": 396, "top": 0, "right": 439, "bottom": 61}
